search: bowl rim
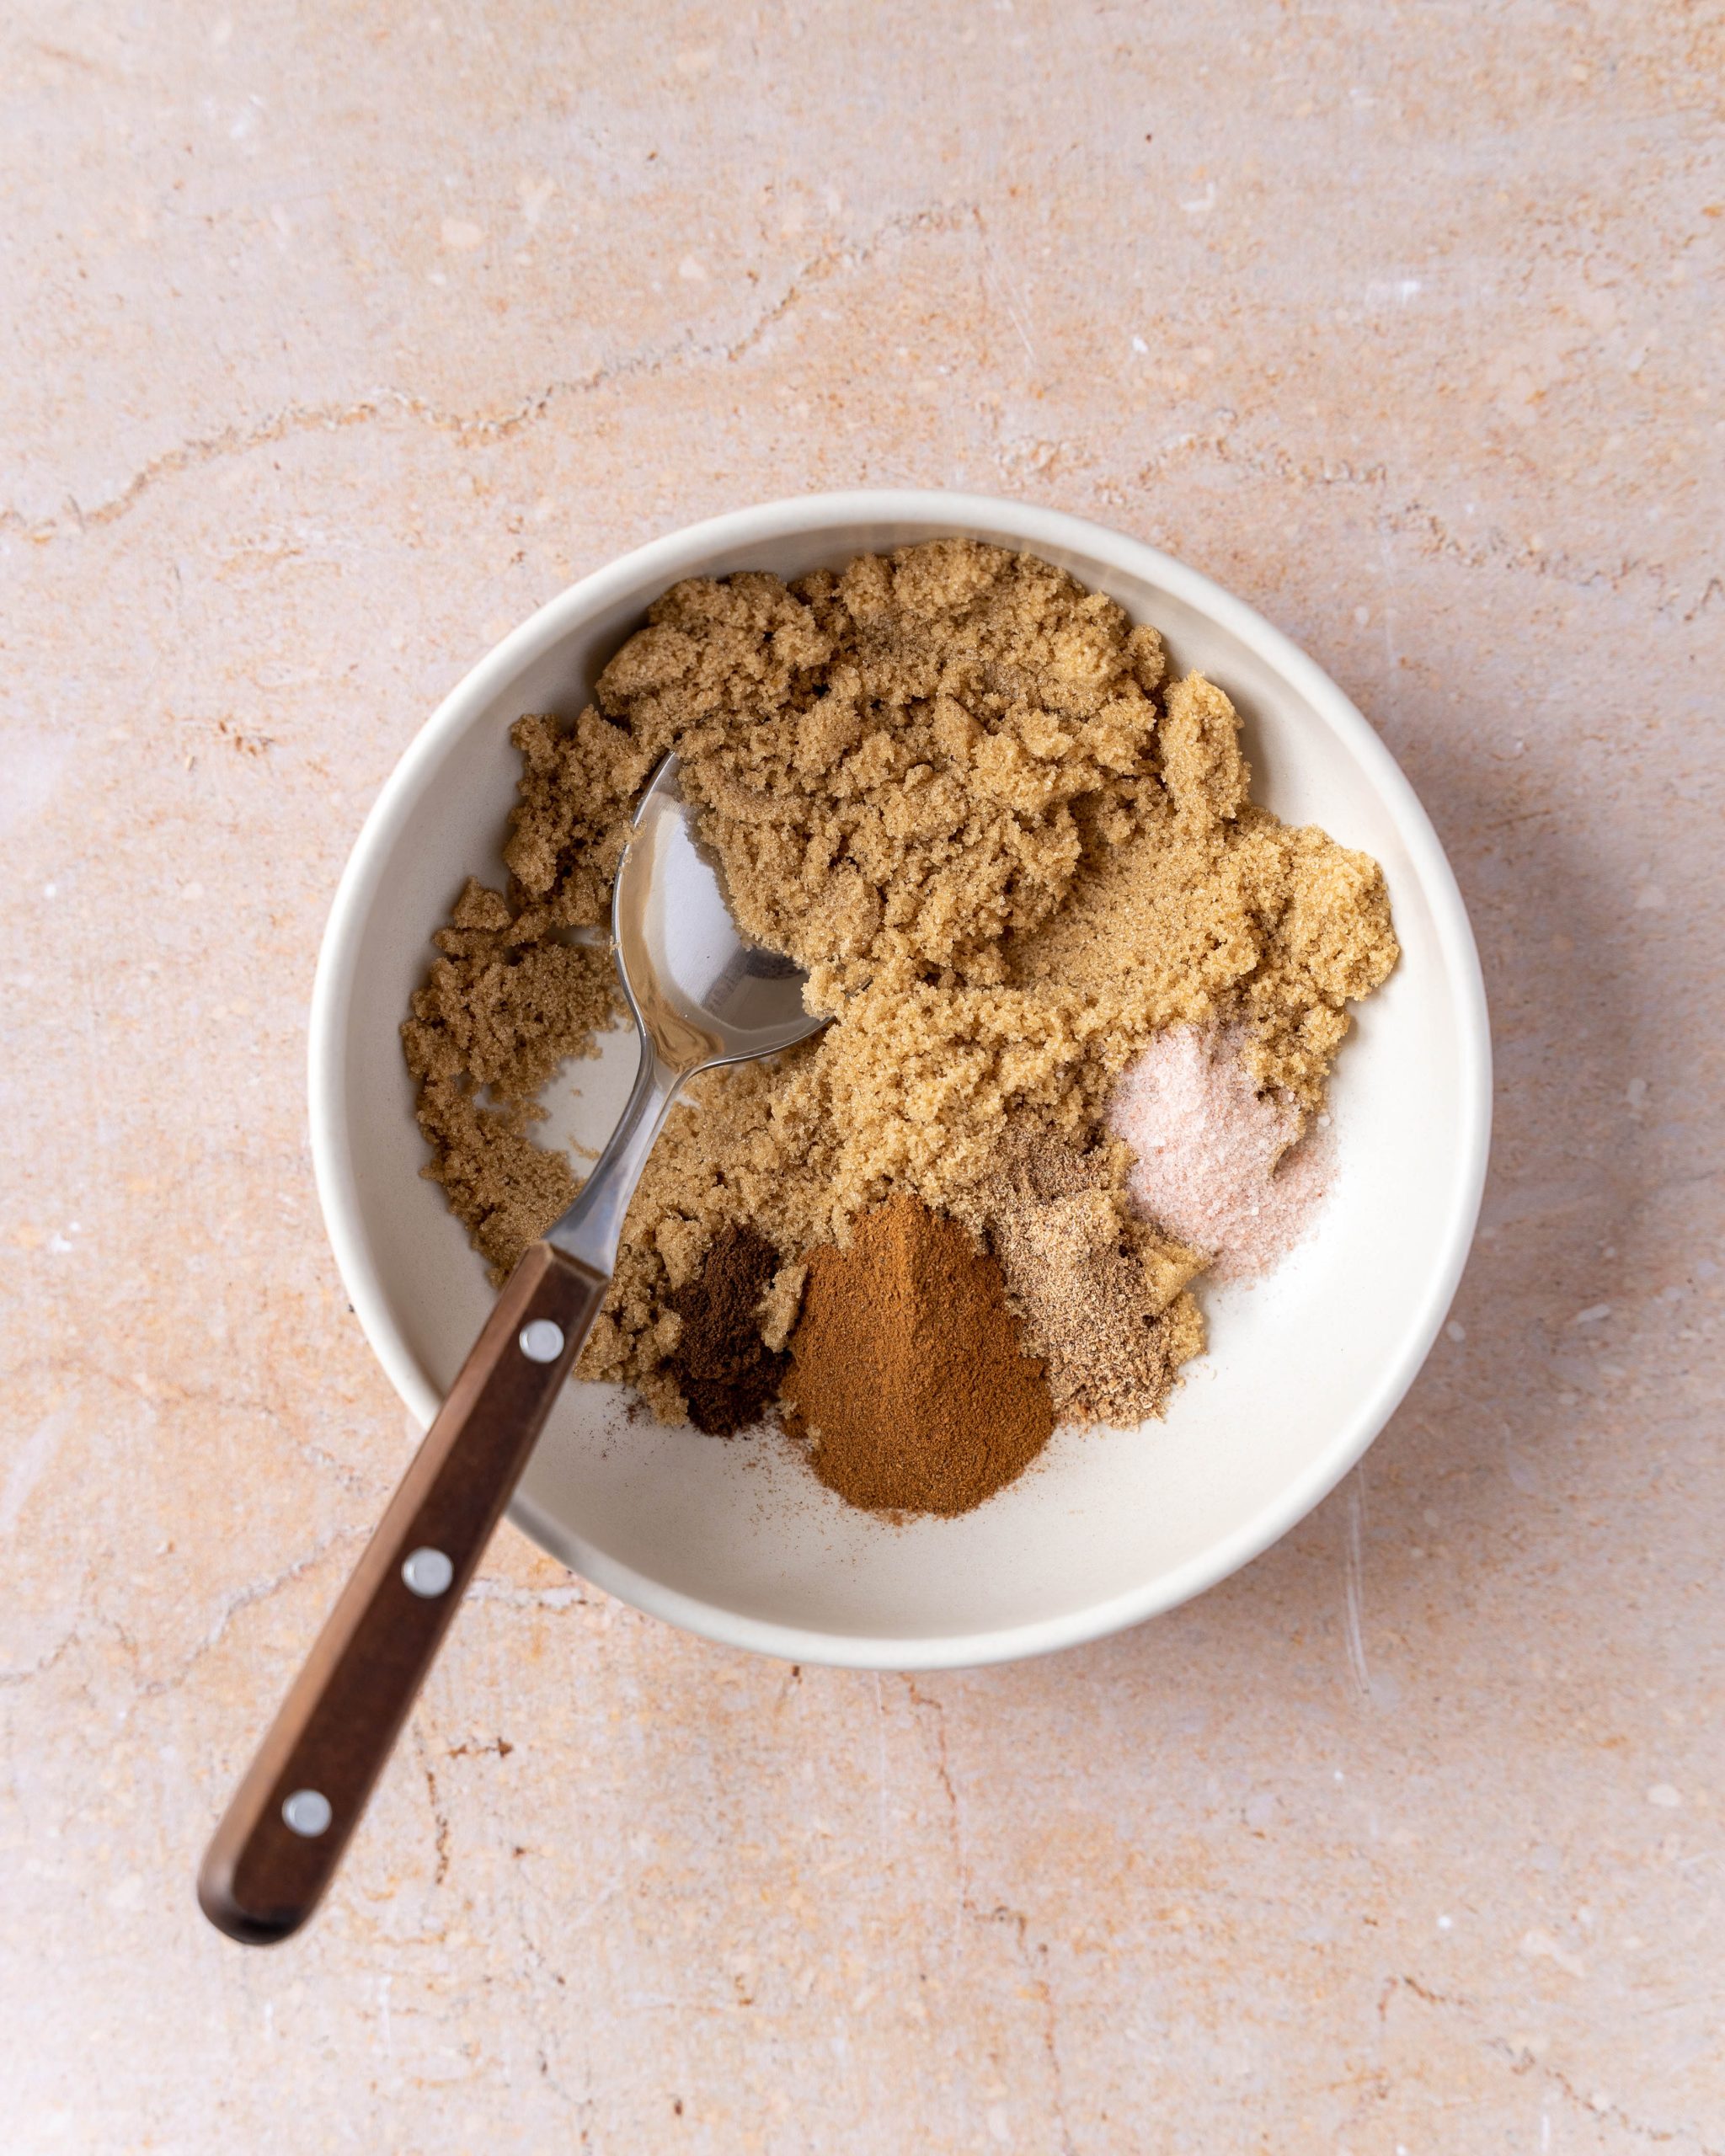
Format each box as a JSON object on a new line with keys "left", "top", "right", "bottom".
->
{"left": 308, "top": 488, "right": 1492, "bottom": 1670}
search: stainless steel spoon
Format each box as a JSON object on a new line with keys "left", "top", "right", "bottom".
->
{"left": 199, "top": 755, "right": 825, "bottom": 1943}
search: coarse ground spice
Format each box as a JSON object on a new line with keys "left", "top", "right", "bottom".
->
{"left": 665, "top": 1224, "right": 787, "bottom": 1436}
{"left": 781, "top": 1196, "right": 1055, "bottom": 1516}
{"left": 962, "top": 1123, "right": 1206, "bottom": 1426}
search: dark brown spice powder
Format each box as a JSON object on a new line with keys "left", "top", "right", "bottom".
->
{"left": 666, "top": 1224, "right": 788, "bottom": 1436}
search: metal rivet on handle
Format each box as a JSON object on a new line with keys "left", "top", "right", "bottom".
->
{"left": 281, "top": 1789, "right": 333, "bottom": 1838}
{"left": 401, "top": 1546, "right": 455, "bottom": 1598}
{"left": 518, "top": 1318, "right": 565, "bottom": 1364}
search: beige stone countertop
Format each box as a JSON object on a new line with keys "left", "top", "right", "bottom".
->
{"left": 3, "top": 3, "right": 1722, "bottom": 2150}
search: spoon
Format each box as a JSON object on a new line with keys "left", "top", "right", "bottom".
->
{"left": 199, "top": 755, "right": 825, "bottom": 1943}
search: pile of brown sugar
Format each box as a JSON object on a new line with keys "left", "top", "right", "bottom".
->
{"left": 403, "top": 878, "right": 616, "bottom": 1267}
{"left": 781, "top": 1196, "right": 1055, "bottom": 1515}
{"left": 401, "top": 537, "right": 1399, "bottom": 1482}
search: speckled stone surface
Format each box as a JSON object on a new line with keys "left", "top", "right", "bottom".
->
{"left": 3, "top": 4, "right": 1722, "bottom": 2150}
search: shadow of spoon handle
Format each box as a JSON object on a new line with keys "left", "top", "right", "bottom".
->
{"left": 196, "top": 1239, "right": 607, "bottom": 1945}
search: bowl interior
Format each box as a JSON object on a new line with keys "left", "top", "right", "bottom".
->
{"left": 316, "top": 498, "right": 1485, "bottom": 1668}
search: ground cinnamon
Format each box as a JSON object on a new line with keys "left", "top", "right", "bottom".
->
{"left": 781, "top": 1196, "right": 1055, "bottom": 1517}
{"left": 666, "top": 1224, "right": 786, "bottom": 1436}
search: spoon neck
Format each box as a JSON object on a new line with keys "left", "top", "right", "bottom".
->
{"left": 545, "top": 1035, "right": 686, "bottom": 1278}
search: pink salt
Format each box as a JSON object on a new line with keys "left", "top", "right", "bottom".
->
{"left": 1106, "top": 1026, "right": 1333, "bottom": 1280}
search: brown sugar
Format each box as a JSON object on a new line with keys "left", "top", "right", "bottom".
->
{"left": 781, "top": 1197, "right": 1055, "bottom": 1516}
{"left": 401, "top": 876, "right": 619, "bottom": 1277}
{"left": 399, "top": 539, "right": 1399, "bottom": 1426}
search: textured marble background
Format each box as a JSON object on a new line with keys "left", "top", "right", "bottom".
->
{"left": 3, "top": 3, "right": 1722, "bottom": 2149}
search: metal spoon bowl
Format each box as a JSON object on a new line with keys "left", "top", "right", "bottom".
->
{"left": 199, "top": 755, "right": 825, "bottom": 1944}
{"left": 551, "top": 755, "right": 825, "bottom": 1278}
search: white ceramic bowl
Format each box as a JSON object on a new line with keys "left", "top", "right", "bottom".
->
{"left": 309, "top": 491, "right": 1489, "bottom": 1671}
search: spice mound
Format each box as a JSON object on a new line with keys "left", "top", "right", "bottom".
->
{"left": 1108, "top": 1024, "right": 1333, "bottom": 1279}
{"left": 782, "top": 1197, "right": 1055, "bottom": 1516}
{"left": 665, "top": 1224, "right": 788, "bottom": 1437}
{"left": 400, "top": 537, "right": 1400, "bottom": 1515}
{"left": 963, "top": 1126, "right": 1205, "bottom": 1425}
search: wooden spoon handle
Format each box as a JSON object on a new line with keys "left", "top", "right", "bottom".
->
{"left": 197, "top": 1241, "right": 606, "bottom": 1945}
